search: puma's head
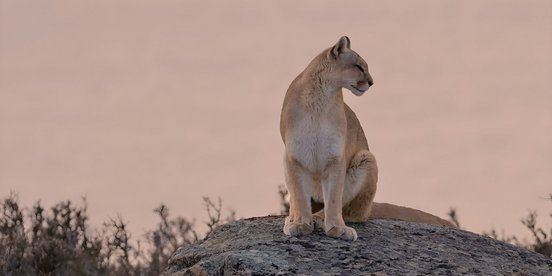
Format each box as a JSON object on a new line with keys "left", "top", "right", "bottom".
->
{"left": 324, "top": 36, "right": 374, "bottom": 96}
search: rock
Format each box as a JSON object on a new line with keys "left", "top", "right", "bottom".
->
{"left": 163, "top": 216, "right": 552, "bottom": 275}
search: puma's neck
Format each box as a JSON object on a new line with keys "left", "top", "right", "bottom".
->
{"left": 296, "top": 56, "right": 344, "bottom": 112}
{"left": 297, "top": 73, "right": 343, "bottom": 113}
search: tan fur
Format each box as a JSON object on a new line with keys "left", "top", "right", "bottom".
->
{"left": 370, "top": 202, "right": 455, "bottom": 227}
{"left": 280, "top": 37, "right": 454, "bottom": 241}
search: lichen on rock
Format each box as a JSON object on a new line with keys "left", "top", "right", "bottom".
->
{"left": 163, "top": 216, "right": 552, "bottom": 275}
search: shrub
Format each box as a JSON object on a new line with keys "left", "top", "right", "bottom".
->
{"left": 450, "top": 194, "right": 551, "bottom": 258}
{"left": 0, "top": 193, "right": 234, "bottom": 275}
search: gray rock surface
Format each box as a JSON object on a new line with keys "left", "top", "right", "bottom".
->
{"left": 164, "top": 216, "right": 552, "bottom": 275}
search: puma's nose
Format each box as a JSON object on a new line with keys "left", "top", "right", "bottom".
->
{"left": 368, "top": 80, "right": 374, "bottom": 87}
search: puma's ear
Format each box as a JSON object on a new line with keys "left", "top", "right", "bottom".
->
{"left": 330, "top": 36, "right": 351, "bottom": 58}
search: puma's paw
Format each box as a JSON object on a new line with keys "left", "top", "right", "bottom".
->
{"left": 283, "top": 217, "right": 313, "bottom": 236}
{"left": 325, "top": 225, "right": 358, "bottom": 241}
{"left": 313, "top": 213, "right": 325, "bottom": 230}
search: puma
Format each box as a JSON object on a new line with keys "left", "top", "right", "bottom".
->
{"left": 280, "top": 36, "right": 454, "bottom": 241}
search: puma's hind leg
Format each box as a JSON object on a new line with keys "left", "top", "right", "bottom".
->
{"left": 311, "top": 151, "right": 378, "bottom": 227}
{"left": 342, "top": 150, "right": 378, "bottom": 222}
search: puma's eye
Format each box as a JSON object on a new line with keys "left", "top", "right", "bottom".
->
{"left": 355, "top": 64, "right": 365, "bottom": 73}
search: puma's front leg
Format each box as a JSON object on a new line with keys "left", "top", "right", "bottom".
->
{"left": 321, "top": 160, "right": 358, "bottom": 241}
{"left": 283, "top": 157, "right": 314, "bottom": 236}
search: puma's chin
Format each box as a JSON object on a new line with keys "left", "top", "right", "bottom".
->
{"left": 349, "top": 84, "right": 368, "bottom": 96}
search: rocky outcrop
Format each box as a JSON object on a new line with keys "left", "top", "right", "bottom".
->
{"left": 164, "top": 216, "right": 552, "bottom": 275}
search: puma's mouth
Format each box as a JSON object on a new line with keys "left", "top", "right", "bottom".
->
{"left": 350, "top": 85, "right": 367, "bottom": 96}
{"left": 351, "top": 85, "right": 365, "bottom": 92}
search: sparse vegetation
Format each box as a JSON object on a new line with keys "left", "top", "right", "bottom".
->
{"left": 449, "top": 194, "right": 552, "bottom": 258}
{"left": 1, "top": 188, "right": 549, "bottom": 275}
{"left": 0, "top": 193, "right": 234, "bottom": 275}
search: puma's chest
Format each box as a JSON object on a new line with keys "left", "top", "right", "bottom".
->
{"left": 285, "top": 115, "right": 346, "bottom": 172}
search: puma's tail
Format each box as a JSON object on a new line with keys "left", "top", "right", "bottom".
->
{"left": 370, "top": 202, "right": 456, "bottom": 228}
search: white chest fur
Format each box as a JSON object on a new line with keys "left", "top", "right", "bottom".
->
{"left": 285, "top": 113, "right": 346, "bottom": 173}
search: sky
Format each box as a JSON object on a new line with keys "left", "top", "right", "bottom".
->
{"left": 1, "top": 1, "right": 551, "bottom": 240}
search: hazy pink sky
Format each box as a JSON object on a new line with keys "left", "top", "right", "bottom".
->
{"left": 1, "top": 1, "right": 551, "bottom": 239}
